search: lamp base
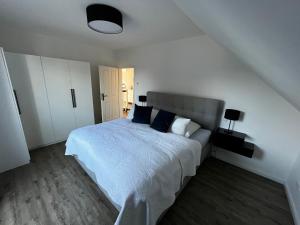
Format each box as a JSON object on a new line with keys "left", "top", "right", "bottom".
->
{"left": 224, "top": 129, "right": 233, "bottom": 134}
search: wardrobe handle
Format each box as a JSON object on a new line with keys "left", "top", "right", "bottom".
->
{"left": 13, "top": 90, "right": 21, "bottom": 115}
{"left": 71, "top": 89, "right": 77, "bottom": 108}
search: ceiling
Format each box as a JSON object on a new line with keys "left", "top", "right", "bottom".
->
{"left": 0, "top": 0, "right": 202, "bottom": 50}
{"left": 175, "top": 0, "right": 300, "bottom": 112}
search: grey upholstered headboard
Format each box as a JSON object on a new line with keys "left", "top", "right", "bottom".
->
{"left": 147, "top": 92, "right": 224, "bottom": 131}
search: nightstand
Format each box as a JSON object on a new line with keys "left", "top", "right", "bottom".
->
{"left": 212, "top": 128, "right": 254, "bottom": 158}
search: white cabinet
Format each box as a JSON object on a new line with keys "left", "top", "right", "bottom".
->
{"left": 5, "top": 53, "right": 94, "bottom": 149}
{"left": 42, "top": 57, "right": 94, "bottom": 142}
{"left": 0, "top": 48, "right": 30, "bottom": 173}
{"left": 69, "top": 60, "right": 94, "bottom": 128}
{"left": 41, "top": 57, "right": 77, "bottom": 142}
{"left": 5, "top": 53, "right": 55, "bottom": 149}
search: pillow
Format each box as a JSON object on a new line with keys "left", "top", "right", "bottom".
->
{"left": 127, "top": 105, "right": 135, "bottom": 120}
{"left": 170, "top": 116, "right": 191, "bottom": 136}
{"left": 185, "top": 121, "right": 201, "bottom": 137}
{"left": 150, "top": 109, "right": 159, "bottom": 123}
{"left": 150, "top": 110, "right": 176, "bottom": 132}
{"left": 132, "top": 104, "right": 153, "bottom": 124}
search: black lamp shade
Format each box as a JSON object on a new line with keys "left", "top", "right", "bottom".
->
{"left": 224, "top": 109, "right": 240, "bottom": 121}
{"left": 139, "top": 95, "right": 147, "bottom": 102}
{"left": 86, "top": 4, "right": 123, "bottom": 34}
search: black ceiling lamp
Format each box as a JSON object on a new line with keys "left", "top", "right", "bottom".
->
{"left": 86, "top": 4, "right": 123, "bottom": 34}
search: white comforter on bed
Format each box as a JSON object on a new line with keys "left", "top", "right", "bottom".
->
{"left": 65, "top": 118, "right": 202, "bottom": 225}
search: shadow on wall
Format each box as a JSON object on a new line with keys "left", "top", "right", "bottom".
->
{"left": 253, "top": 145, "right": 264, "bottom": 160}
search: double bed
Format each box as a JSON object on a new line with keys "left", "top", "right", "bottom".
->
{"left": 65, "top": 91, "right": 223, "bottom": 225}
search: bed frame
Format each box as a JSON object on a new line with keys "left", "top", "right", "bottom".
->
{"left": 147, "top": 91, "right": 223, "bottom": 131}
{"left": 75, "top": 91, "right": 224, "bottom": 221}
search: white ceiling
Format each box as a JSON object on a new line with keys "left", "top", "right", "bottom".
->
{"left": 175, "top": 0, "right": 300, "bottom": 112}
{"left": 0, "top": 0, "right": 202, "bottom": 50}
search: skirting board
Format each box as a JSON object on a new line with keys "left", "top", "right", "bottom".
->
{"left": 285, "top": 184, "right": 300, "bottom": 225}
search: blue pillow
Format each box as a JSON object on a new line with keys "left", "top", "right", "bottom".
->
{"left": 151, "top": 110, "right": 176, "bottom": 132}
{"left": 132, "top": 104, "right": 153, "bottom": 124}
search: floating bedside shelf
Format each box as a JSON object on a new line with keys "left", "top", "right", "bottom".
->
{"left": 212, "top": 128, "right": 254, "bottom": 158}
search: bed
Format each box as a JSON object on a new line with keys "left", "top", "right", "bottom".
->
{"left": 65, "top": 91, "right": 223, "bottom": 225}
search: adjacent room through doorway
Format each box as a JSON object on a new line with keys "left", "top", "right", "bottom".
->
{"left": 121, "top": 68, "right": 134, "bottom": 118}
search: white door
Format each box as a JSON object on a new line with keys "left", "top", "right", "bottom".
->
{"left": 5, "top": 53, "right": 55, "bottom": 149}
{"left": 99, "top": 66, "right": 121, "bottom": 122}
{"left": 69, "top": 60, "right": 94, "bottom": 128}
{"left": 0, "top": 48, "right": 30, "bottom": 173}
{"left": 42, "top": 57, "right": 76, "bottom": 142}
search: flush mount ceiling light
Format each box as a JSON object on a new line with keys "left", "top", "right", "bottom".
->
{"left": 86, "top": 4, "right": 123, "bottom": 34}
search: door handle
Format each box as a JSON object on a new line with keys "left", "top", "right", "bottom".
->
{"left": 101, "top": 93, "right": 108, "bottom": 101}
{"left": 13, "top": 90, "right": 21, "bottom": 115}
{"left": 71, "top": 89, "right": 77, "bottom": 108}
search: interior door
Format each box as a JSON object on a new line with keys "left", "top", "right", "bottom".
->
{"left": 0, "top": 48, "right": 30, "bottom": 173}
{"left": 69, "top": 60, "right": 94, "bottom": 128}
{"left": 5, "top": 53, "right": 55, "bottom": 149}
{"left": 42, "top": 57, "right": 76, "bottom": 142}
{"left": 99, "top": 66, "right": 121, "bottom": 122}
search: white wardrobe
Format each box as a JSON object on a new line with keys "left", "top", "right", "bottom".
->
{"left": 0, "top": 48, "right": 30, "bottom": 173}
{"left": 5, "top": 53, "right": 94, "bottom": 150}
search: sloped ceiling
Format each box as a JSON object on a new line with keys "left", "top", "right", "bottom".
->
{"left": 174, "top": 0, "right": 300, "bottom": 111}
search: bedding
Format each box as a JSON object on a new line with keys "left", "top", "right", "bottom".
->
{"left": 132, "top": 104, "right": 153, "bottom": 124}
{"left": 150, "top": 110, "right": 176, "bottom": 132}
{"left": 150, "top": 109, "right": 159, "bottom": 123}
{"left": 185, "top": 121, "right": 201, "bottom": 137}
{"left": 65, "top": 118, "right": 202, "bottom": 225}
{"left": 190, "top": 128, "right": 211, "bottom": 147}
{"left": 170, "top": 116, "right": 191, "bottom": 136}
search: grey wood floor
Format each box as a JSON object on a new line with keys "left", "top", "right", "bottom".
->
{"left": 0, "top": 142, "right": 294, "bottom": 225}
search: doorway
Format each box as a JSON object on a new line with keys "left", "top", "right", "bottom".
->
{"left": 121, "top": 68, "right": 134, "bottom": 118}
{"left": 99, "top": 66, "right": 134, "bottom": 122}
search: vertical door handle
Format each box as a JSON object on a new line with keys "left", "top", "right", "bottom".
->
{"left": 13, "top": 90, "right": 21, "bottom": 115}
{"left": 71, "top": 89, "right": 77, "bottom": 108}
{"left": 101, "top": 93, "right": 108, "bottom": 101}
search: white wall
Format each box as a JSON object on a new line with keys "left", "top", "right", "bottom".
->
{"left": 287, "top": 153, "right": 300, "bottom": 225}
{"left": 174, "top": 0, "right": 300, "bottom": 112}
{"left": 0, "top": 26, "right": 117, "bottom": 123}
{"left": 117, "top": 35, "right": 300, "bottom": 183}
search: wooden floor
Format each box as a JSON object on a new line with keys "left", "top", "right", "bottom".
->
{"left": 0, "top": 142, "right": 294, "bottom": 225}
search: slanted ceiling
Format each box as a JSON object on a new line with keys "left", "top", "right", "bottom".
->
{"left": 174, "top": 0, "right": 300, "bottom": 111}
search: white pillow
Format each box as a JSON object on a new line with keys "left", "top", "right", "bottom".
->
{"left": 127, "top": 105, "right": 135, "bottom": 120}
{"left": 170, "top": 116, "right": 191, "bottom": 136}
{"left": 185, "top": 121, "right": 201, "bottom": 137}
{"left": 150, "top": 109, "right": 159, "bottom": 123}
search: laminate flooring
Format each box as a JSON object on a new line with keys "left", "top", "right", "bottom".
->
{"left": 0, "top": 142, "right": 294, "bottom": 225}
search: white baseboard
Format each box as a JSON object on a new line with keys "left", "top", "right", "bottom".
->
{"left": 285, "top": 184, "right": 300, "bottom": 225}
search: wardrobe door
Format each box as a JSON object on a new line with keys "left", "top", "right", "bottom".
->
{"left": 0, "top": 48, "right": 30, "bottom": 173}
{"left": 5, "top": 53, "right": 55, "bottom": 149}
{"left": 69, "top": 60, "right": 94, "bottom": 128}
{"left": 42, "top": 57, "right": 76, "bottom": 142}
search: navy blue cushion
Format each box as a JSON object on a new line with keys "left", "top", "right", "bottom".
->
{"left": 150, "top": 110, "right": 176, "bottom": 132}
{"left": 132, "top": 104, "right": 153, "bottom": 124}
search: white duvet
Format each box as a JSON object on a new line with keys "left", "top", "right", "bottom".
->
{"left": 65, "top": 118, "right": 202, "bottom": 225}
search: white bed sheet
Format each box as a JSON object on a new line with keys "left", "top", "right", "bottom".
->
{"left": 65, "top": 118, "right": 202, "bottom": 225}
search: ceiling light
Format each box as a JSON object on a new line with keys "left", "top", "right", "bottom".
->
{"left": 86, "top": 4, "right": 123, "bottom": 34}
